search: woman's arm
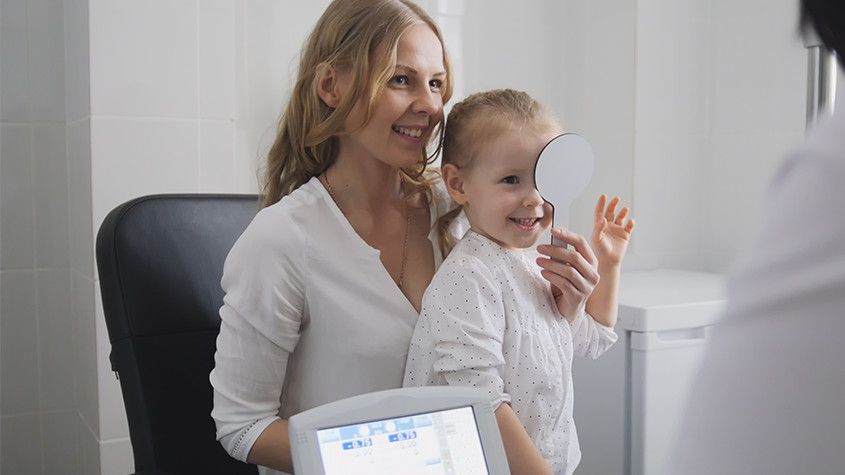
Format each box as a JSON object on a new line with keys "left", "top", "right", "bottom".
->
{"left": 495, "top": 404, "right": 553, "bottom": 475}
{"left": 211, "top": 209, "right": 305, "bottom": 469}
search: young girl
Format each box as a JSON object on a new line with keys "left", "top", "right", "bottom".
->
{"left": 403, "top": 89, "right": 635, "bottom": 475}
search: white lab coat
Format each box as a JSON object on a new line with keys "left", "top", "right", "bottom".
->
{"left": 671, "top": 108, "right": 845, "bottom": 473}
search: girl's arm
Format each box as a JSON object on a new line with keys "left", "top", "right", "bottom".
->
{"left": 247, "top": 421, "right": 293, "bottom": 472}
{"left": 586, "top": 262, "right": 621, "bottom": 327}
{"left": 587, "top": 194, "right": 635, "bottom": 327}
{"left": 495, "top": 404, "right": 554, "bottom": 475}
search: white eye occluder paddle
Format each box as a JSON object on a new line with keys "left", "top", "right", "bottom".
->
{"left": 533, "top": 133, "right": 594, "bottom": 247}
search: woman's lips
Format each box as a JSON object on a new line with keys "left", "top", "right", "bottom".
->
{"left": 392, "top": 125, "right": 427, "bottom": 143}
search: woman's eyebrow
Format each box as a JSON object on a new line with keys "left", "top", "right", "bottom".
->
{"left": 395, "top": 64, "right": 447, "bottom": 77}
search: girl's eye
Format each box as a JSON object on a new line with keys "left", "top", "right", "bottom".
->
{"left": 501, "top": 176, "right": 519, "bottom": 185}
{"left": 391, "top": 75, "right": 410, "bottom": 86}
{"left": 429, "top": 79, "right": 443, "bottom": 91}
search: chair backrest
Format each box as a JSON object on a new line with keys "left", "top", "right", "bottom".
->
{"left": 96, "top": 194, "right": 260, "bottom": 475}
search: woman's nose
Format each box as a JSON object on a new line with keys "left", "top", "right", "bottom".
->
{"left": 413, "top": 88, "right": 441, "bottom": 116}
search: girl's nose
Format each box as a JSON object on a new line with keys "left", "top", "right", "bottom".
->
{"left": 524, "top": 187, "right": 544, "bottom": 208}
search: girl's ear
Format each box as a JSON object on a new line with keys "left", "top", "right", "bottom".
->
{"left": 442, "top": 163, "right": 468, "bottom": 205}
{"left": 315, "top": 62, "right": 344, "bottom": 108}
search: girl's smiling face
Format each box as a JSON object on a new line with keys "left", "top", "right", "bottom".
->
{"left": 449, "top": 129, "right": 559, "bottom": 249}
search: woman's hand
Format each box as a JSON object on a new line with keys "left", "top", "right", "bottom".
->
{"left": 591, "top": 194, "right": 635, "bottom": 268}
{"left": 536, "top": 228, "right": 600, "bottom": 321}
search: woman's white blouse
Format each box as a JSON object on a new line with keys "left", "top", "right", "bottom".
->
{"left": 403, "top": 231, "right": 617, "bottom": 475}
{"left": 210, "top": 176, "right": 465, "bottom": 474}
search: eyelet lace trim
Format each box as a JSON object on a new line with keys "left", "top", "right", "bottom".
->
{"left": 232, "top": 420, "right": 260, "bottom": 459}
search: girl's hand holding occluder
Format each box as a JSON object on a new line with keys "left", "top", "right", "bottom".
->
{"left": 536, "top": 228, "right": 600, "bottom": 322}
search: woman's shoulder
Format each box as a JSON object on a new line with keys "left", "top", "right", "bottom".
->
{"left": 230, "top": 178, "right": 325, "bottom": 261}
{"left": 261, "top": 177, "right": 324, "bottom": 220}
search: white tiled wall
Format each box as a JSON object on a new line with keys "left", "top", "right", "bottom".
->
{"left": 1, "top": 271, "right": 39, "bottom": 415}
{"left": 1, "top": 0, "right": 84, "bottom": 473}
{"left": 89, "top": 0, "right": 198, "bottom": 119}
{"left": 0, "top": 0, "right": 813, "bottom": 473}
{"left": 0, "top": 0, "right": 30, "bottom": 122}
{"left": 1, "top": 413, "right": 43, "bottom": 474}
{"left": 42, "top": 410, "right": 83, "bottom": 475}
{"left": 0, "top": 125, "right": 34, "bottom": 269}
{"left": 32, "top": 125, "right": 69, "bottom": 269}
{"left": 561, "top": 0, "right": 638, "bottom": 245}
{"left": 705, "top": 0, "right": 807, "bottom": 270}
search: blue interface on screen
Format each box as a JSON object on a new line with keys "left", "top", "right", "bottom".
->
{"left": 316, "top": 406, "right": 489, "bottom": 475}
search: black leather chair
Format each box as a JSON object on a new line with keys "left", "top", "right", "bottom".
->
{"left": 96, "top": 194, "right": 261, "bottom": 475}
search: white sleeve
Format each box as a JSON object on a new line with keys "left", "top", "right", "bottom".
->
{"left": 420, "top": 257, "right": 510, "bottom": 409}
{"left": 671, "top": 135, "right": 845, "bottom": 473}
{"left": 569, "top": 311, "right": 618, "bottom": 359}
{"left": 210, "top": 209, "right": 305, "bottom": 462}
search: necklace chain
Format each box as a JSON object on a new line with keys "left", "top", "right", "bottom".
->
{"left": 322, "top": 172, "right": 411, "bottom": 289}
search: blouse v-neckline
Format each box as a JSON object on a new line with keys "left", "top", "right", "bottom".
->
{"left": 311, "top": 176, "right": 435, "bottom": 315}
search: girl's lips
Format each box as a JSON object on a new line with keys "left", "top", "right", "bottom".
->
{"left": 509, "top": 217, "right": 542, "bottom": 231}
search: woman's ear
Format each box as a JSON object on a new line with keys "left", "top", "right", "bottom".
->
{"left": 442, "top": 163, "right": 468, "bottom": 205}
{"left": 315, "top": 62, "right": 343, "bottom": 109}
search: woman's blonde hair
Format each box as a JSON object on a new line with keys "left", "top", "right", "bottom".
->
{"left": 435, "top": 89, "right": 562, "bottom": 257}
{"left": 261, "top": 0, "right": 453, "bottom": 208}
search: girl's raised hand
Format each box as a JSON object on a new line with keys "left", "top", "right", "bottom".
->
{"left": 536, "top": 228, "right": 600, "bottom": 321}
{"left": 591, "top": 194, "right": 635, "bottom": 267}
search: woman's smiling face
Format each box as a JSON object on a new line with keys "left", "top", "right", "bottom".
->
{"left": 340, "top": 23, "right": 447, "bottom": 169}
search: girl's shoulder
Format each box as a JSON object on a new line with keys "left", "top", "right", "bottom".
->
{"left": 439, "top": 233, "right": 503, "bottom": 278}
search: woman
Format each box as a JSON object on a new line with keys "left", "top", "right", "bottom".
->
{"left": 210, "top": 1, "right": 599, "bottom": 473}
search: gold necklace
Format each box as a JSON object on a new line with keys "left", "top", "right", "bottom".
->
{"left": 322, "top": 172, "right": 411, "bottom": 289}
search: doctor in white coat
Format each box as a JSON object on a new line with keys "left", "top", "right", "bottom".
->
{"left": 672, "top": 1, "right": 845, "bottom": 473}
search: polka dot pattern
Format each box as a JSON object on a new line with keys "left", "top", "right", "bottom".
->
{"left": 403, "top": 231, "right": 618, "bottom": 474}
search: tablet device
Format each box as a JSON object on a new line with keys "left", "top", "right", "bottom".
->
{"left": 289, "top": 386, "right": 509, "bottom": 474}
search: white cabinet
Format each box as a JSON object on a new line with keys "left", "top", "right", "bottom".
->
{"left": 574, "top": 270, "right": 726, "bottom": 475}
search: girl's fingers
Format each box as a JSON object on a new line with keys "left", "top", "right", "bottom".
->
{"left": 615, "top": 207, "right": 629, "bottom": 225}
{"left": 592, "top": 216, "right": 607, "bottom": 243}
{"left": 624, "top": 218, "right": 636, "bottom": 233}
{"left": 536, "top": 250, "right": 599, "bottom": 290}
{"left": 540, "top": 269, "right": 585, "bottom": 297}
{"left": 594, "top": 194, "right": 607, "bottom": 222}
{"left": 605, "top": 196, "right": 620, "bottom": 221}
{"left": 548, "top": 227, "right": 598, "bottom": 267}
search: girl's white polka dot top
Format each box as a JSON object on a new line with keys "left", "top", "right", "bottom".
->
{"left": 403, "top": 230, "right": 617, "bottom": 475}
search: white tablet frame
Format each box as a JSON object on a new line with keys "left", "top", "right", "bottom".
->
{"left": 288, "top": 386, "right": 510, "bottom": 474}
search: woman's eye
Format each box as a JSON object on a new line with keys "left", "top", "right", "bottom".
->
{"left": 391, "top": 75, "right": 410, "bottom": 86}
{"left": 501, "top": 176, "right": 519, "bottom": 185}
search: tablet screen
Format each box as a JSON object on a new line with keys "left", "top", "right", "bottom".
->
{"left": 316, "top": 405, "right": 489, "bottom": 474}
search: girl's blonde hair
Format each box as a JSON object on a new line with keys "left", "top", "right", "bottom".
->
{"left": 436, "top": 89, "right": 562, "bottom": 257}
{"left": 261, "top": 0, "right": 453, "bottom": 208}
